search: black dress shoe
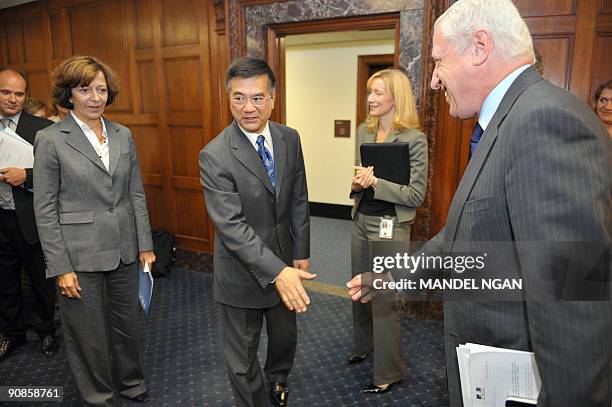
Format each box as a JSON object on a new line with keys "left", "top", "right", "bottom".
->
{"left": 129, "top": 392, "right": 149, "bottom": 402}
{"left": 41, "top": 335, "right": 58, "bottom": 358}
{"left": 362, "top": 380, "right": 401, "bottom": 394}
{"left": 270, "top": 382, "right": 289, "bottom": 406}
{"left": 0, "top": 336, "right": 26, "bottom": 362}
{"left": 347, "top": 353, "right": 368, "bottom": 365}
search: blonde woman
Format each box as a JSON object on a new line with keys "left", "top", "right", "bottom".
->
{"left": 349, "top": 69, "right": 428, "bottom": 393}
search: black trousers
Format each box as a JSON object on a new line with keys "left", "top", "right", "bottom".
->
{"left": 0, "top": 208, "right": 56, "bottom": 339}
{"left": 218, "top": 301, "right": 297, "bottom": 407}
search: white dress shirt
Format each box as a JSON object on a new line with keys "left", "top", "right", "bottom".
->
{"left": 478, "top": 64, "right": 531, "bottom": 131}
{"left": 238, "top": 122, "right": 274, "bottom": 157}
{"left": 0, "top": 112, "right": 22, "bottom": 210}
{"left": 70, "top": 111, "right": 109, "bottom": 171}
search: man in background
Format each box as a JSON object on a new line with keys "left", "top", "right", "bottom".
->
{"left": 0, "top": 68, "right": 57, "bottom": 361}
{"left": 200, "top": 57, "right": 315, "bottom": 407}
{"left": 348, "top": 0, "right": 611, "bottom": 405}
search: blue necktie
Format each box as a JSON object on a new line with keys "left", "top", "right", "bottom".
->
{"left": 469, "top": 122, "right": 484, "bottom": 161}
{"left": 256, "top": 135, "right": 275, "bottom": 188}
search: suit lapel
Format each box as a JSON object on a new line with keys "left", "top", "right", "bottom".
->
{"left": 269, "top": 122, "right": 286, "bottom": 198}
{"left": 230, "top": 122, "right": 275, "bottom": 195}
{"left": 105, "top": 117, "right": 121, "bottom": 176}
{"left": 61, "top": 114, "right": 108, "bottom": 173}
{"left": 14, "top": 111, "right": 35, "bottom": 145}
{"left": 445, "top": 66, "right": 543, "bottom": 243}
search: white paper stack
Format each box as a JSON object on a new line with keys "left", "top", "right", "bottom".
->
{"left": 0, "top": 128, "right": 34, "bottom": 196}
{"left": 456, "top": 343, "right": 541, "bottom": 407}
{"left": 0, "top": 127, "right": 33, "bottom": 168}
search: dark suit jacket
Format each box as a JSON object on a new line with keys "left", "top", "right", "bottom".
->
{"left": 199, "top": 121, "right": 310, "bottom": 309}
{"left": 33, "top": 114, "right": 154, "bottom": 278}
{"left": 405, "top": 67, "right": 611, "bottom": 406}
{"left": 9, "top": 111, "right": 53, "bottom": 244}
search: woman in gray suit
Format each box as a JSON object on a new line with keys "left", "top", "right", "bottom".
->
{"left": 33, "top": 56, "right": 155, "bottom": 406}
{"left": 349, "top": 69, "right": 428, "bottom": 393}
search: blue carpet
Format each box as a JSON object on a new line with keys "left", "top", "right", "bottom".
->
{"left": 309, "top": 216, "right": 353, "bottom": 287}
{"left": 0, "top": 268, "right": 448, "bottom": 406}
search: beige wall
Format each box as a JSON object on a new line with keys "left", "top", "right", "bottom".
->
{"left": 285, "top": 39, "right": 394, "bottom": 206}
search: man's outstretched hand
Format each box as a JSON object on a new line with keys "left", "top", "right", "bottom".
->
{"left": 275, "top": 264, "right": 316, "bottom": 313}
{"left": 346, "top": 272, "right": 393, "bottom": 303}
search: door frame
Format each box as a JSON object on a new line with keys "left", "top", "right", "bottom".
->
{"left": 355, "top": 53, "right": 396, "bottom": 125}
{"left": 265, "top": 13, "right": 401, "bottom": 124}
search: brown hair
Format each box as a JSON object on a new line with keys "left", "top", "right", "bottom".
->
{"left": 51, "top": 55, "right": 119, "bottom": 109}
{"left": 593, "top": 79, "right": 612, "bottom": 107}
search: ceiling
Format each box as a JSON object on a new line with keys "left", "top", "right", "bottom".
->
{"left": 284, "top": 29, "right": 395, "bottom": 47}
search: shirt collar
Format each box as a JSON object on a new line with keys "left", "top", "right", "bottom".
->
{"left": 478, "top": 64, "right": 531, "bottom": 131}
{"left": 70, "top": 110, "right": 107, "bottom": 136}
{"left": 0, "top": 111, "right": 21, "bottom": 125}
{"left": 238, "top": 121, "right": 272, "bottom": 148}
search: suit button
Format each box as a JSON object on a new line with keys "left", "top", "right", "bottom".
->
{"left": 108, "top": 208, "right": 115, "bottom": 214}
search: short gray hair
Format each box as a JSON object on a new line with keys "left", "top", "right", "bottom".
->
{"left": 435, "top": 0, "right": 535, "bottom": 63}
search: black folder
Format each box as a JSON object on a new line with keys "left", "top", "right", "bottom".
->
{"left": 360, "top": 142, "right": 410, "bottom": 186}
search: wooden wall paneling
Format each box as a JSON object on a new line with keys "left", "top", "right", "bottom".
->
{"left": 137, "top": 60, "right": 158, "bottom": 113}
{"left": 123, "top": 0, "right": 142, "bottom": 115}
{"left": 173, "top": 189, "right": 211, "bottom": 251}
{"left": 23, "top": 16, "right": 46, "bottom": 63}
{"left": 0, "top": 23, "right": 8, "bottom": 66}
{"left": 199, "top": 0, "right": 232, "bottom": 251}
{"left": 6, "top": 20, "right": 25, "bottom": 65}
{"left": 164, "top": 57, "right": 202, "bottom": 112}
{"left": 130, "top": 124, "right": 162, "bottom": 175}
{"left": 532, "top": 36, "right": 573, "bottom": 89}
{"left": 143, "top": 186, "right": 165, "bottom": 234}
{"left": 195, "top": 0, "right": 214, "bottom": 249}
{"left": 591, "top": 10, "right": 612, "bottom": 101}
{"left": 152, "top": 0, "right": 177, "bottom": 236}
{"left": 207, "top": 0, "right": 231, "bottom": 139}
{"left": 513, "top": 0, "right": 576, "bottom": 17}
{"left": 592, "top": 34, "right": 612, "bottom": 94}
{"left": 569, "top": 0, "right": 598, "bottom": 101}
{"left": 26, "top": 70, "right": 51, "bottom": 102}
{"left": 599, "top": 0, "right": 612, "bottom": 14}
{"left": 49, "top": 11, "right": 70, "bottom": 60}
{"left": 68, "top": 0, "right": 132, "bottom": 112}
{"left": 42, "top": 6, "right": 56, "bottom": 107}
{"left": 168, "top": 125, "right": 203, "bottom": 178}
{"left": 134, "top": 0, "right": 154, "bottom": 49}
{"left": 161, "top": 0, "right": 199, "bottom": 47}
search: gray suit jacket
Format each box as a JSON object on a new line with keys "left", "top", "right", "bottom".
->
{"left": 33, "top": 114, "right": 153, "bottom": 278}
{"left": 406, "top": 67, "right": 611, "bottom": 406}
{"left": 351, "top": 124, "right": 428, "bottom": 223}
{"left": 199, "top": 121, "right": 310, "bottom": 309}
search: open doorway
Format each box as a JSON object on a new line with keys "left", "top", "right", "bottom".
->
{"left": 268, "top": 22, "right": 397, "bottom": 218}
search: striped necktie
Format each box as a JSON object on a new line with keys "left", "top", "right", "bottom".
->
{"left": 469, "top": 122, "right": 484, "bottom": 161}
{"left": 1, "top": 117, "right": 13, "bottom": 131}
{"left": 256, "top": 135, "right": 275, "bottom": 188}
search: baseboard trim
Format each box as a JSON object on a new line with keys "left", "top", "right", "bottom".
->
{"left": 309, "top": 202, "right": 352, "bottom": 220}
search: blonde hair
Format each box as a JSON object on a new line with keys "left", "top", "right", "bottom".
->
{"left": 364, "top": 69, "right": 420, "bottom": 133}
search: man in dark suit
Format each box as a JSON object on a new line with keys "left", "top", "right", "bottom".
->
{"left": 348, "top": 0, "right": 611, "bottom": 406}
{"left": 0, "top": 68, "right": 57, "bottom": 361}
{"left": 199, "top": 57, "right": 315, "bottom": 407}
